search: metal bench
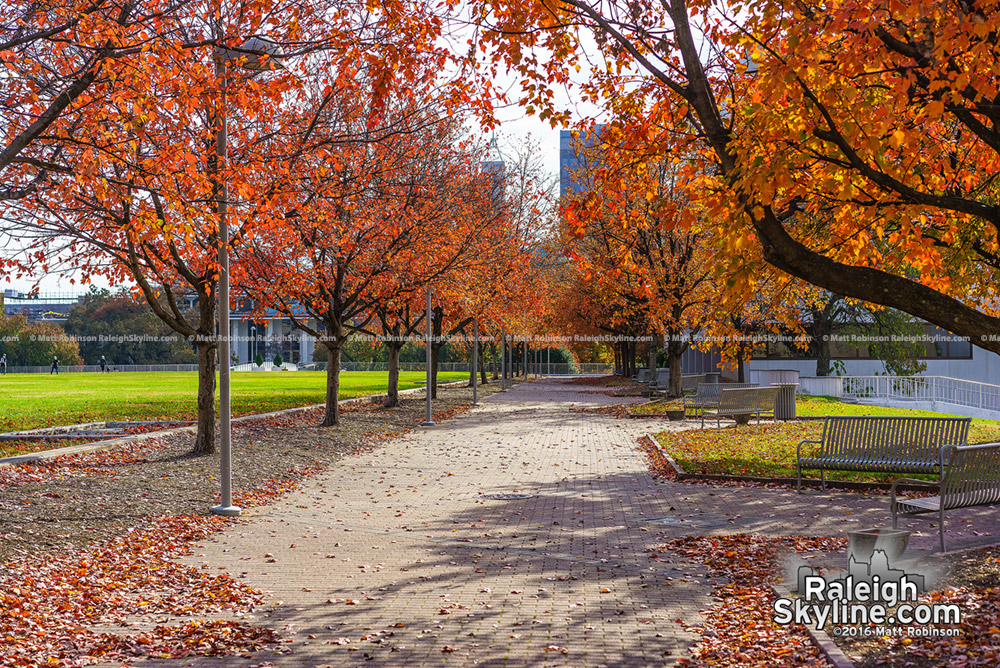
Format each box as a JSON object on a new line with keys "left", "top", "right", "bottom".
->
{"left": 650, "top": 369, "right": 670, "bottom": 394}
{"left": 892, "top": 443, "right": 1000, "bottom": 551}
{"left": 796, "top": 416, "right": 971, "bottom": 493}
{"left": 684, "top": 382, "right": 759, "bottom": 417}
{"left": 636, "top": 369, "right": 650, "bottom": 383}
{"left": 701, "top": 386, "right": 780, "bottom": 428}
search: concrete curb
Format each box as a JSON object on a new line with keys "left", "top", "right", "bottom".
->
{"left": 0, "top": 380, "right": 467, "bottom": 467}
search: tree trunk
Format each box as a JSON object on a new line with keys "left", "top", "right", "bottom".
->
{"left": 669, "top": 351, "right": 683, "bottom": 397}
{"left": 323, "top": 341, "right": 342, "bottom": 426}
{"left": 479, "top": 341, "right": 489, "bottom": 384}
{"left": 816, "top": 339, "right": 831, "bottom": 376}
{"left": 490, "top": 342, "right": 498, "bottom": 379}
{"left": 468, "top": 341, "right": 476, "bottom": 387}
{"left": 191, "top": 340, "right": 217, "bottom": 456}
{"left": 737, "top": 355, "right": 746, "bottom": 383}
{"left": 385, "top": 343, "right": 402, "bottom": 408}
{"left": 665, "top": 332, "right": 687, "bottom": 397}
{"left": 431, "top": 342, "right": 442, "bottom": 399}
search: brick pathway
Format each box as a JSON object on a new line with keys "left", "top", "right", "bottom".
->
{"left": 119, "top": 377, "right": 999, "bottom": 667}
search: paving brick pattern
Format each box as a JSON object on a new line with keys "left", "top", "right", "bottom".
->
{"left": 104, "top": 377, "right": 1000, "bottom": 667}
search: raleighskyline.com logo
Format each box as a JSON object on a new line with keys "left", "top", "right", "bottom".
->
{"left": 773, "top": 546, "right": 961, "bottom": 638}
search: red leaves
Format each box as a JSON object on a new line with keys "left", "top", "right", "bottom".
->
{"left": 0, "top": 438, "right": 169, "bottom": 490}
{"left": 660, "top": 535, "right": 845, "bottom": 668}
{"left": 0, "top": 515, "right": 279, "bottom": 667}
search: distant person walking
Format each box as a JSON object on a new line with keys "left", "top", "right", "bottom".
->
{"left": 50, "top": 356, "right": 59, "bottom": 375}
{"left": 99, "top": 355, "right": 107, "bottom": 373}
{"left": 0, "top": 353, "right": 6, "bottom": 375}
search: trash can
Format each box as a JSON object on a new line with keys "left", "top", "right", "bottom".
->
{"left": 773, "top": 382, "right": 798, "bottom": 420}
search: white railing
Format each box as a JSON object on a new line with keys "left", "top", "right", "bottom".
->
{"left": 841, "top": 375, "right": 1000, "bottom": 413}
{"left": 232, "top": 362, "right": 299, "bottom": 372}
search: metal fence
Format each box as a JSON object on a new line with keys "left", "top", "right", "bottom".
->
{"left": 302, "top": 362, "right": 613, "bottom": 375}
{"left": 6, "top": 363, "right": 201, "bottom": 374}
{"left": 841, "top": 375, "right": 1000, "bottom": 413}
{"left": 3, "top": 361, "right": 615, "bottom": 375}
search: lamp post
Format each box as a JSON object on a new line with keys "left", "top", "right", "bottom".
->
{"left": 210, "top": 36, "right": 287, "bottom": 518}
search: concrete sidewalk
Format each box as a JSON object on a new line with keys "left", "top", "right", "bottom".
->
{"left": 131, "top": 377, "right": 997, "bottom": 666}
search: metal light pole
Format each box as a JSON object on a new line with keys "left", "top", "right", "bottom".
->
{"left": 500, "top": 327, "right": 507, "bottom": 392}
{"left": 211, "top": 36, "right": 287, "bottom": 518}
{"left": 421, "top": 288, "right": 435, "bottom": 426}
{"left": 209, "top": 50, "right": 239, "bottom": 518}
{"left": 472, "top": 317, "right": 479, "bottom": 406}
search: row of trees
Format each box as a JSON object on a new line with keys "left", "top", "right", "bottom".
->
{"left": 475, "top": 0, "right": 995, "bottom": 388}
{"left": 549, "top": 135, "right": 930, "bottom": 387}
{"left": 6, "top": 0, "right": 989, "bottom": 445}
{"left": 0, "top": 0, "right": 549, "bottom": 453}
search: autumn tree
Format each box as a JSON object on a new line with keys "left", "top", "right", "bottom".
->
{"left": 242, "top": 80, "right": 507, "bottom": 423}
{"left": 562, "top": 133, "right": 726, "bottom": 394}
{"left": 0, "top": 0, "right": 437, "bottom": 454}
{"left": 0, "top": 314, "right": 82, "bottom": 367}
{"left": 470, "top": 0, "right": 1000, "bottom": 356}
{"left": 63, "top": 287, "right": 197, "bottom": 365}
{"left": 0, "top": 0, "right": 190, "bottom": 203}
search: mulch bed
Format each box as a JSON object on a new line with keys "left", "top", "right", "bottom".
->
{"left": 0, "top": 382, "right": 498, "bottom": 566}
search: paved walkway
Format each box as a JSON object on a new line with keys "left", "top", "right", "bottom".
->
{"left": 133, "top": 378, "right": 997, "bottom": 666}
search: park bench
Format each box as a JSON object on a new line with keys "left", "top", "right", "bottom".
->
{"left": 683, "top": 382, "right": 759, "bottom": 417}
{"left": 636, "top": 368, "right": 650, "bottom": 383}
{"left": 796, "top": 416, "right": 971, "bottom": 493}
{"left": 892, "top": 442, "right": 1000, "bottom": 551}
{"left": 650, "top": 369, "right": 670, "bottom": 395}
{"left": 700, "top": 386, "right": 780, "bottom": 428}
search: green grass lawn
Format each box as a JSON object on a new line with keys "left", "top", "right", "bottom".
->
{"left": 0, "top": 370, "right": 465, "bottom": 432}
{"left": 653, "top": 396, "right": 1000, "bottom": 482}
{"left": 631, "top": 394, "right": 972, "bottom": 418}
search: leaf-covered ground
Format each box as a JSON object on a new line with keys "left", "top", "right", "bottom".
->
{"left": 840, "top": 545, "right": 1000, "bottom": 668}
{"left": 660, "top": 534, "right": 845, "bottom": 668}
{"left": 0, "top": 382, "right": 497, "bottom": 666}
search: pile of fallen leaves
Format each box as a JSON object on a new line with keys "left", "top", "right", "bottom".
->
{"left": 0, "top": 514, "right": 280, "bottom": 667}
{"left": 638, "top": 435, "right": 678, "bottom": 480}
{"left": 859, "top": 586, "right": 1000, "bottom": 667}
{"left": 841, "top": 547, "right": 1000, "bottom": 668}
{"left": 569, "top": 404, "right": 632, "bottom": 418}
{"left": 0, "top": 438, "right": 170, "bottom": 489}
{"left": 661, "top": 534, "right": 845, "bottom": 668}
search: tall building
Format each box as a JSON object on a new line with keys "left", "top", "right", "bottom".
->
{"left": 481, "top": 134, "right": 505, "bottom": 204}
{"left": 559, "top": 126, "right": 604, "bottom": 201}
